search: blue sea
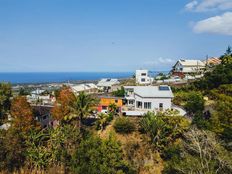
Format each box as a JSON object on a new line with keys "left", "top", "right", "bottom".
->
{"left": 0, "top": 72, "right": 134, "bottom": 84}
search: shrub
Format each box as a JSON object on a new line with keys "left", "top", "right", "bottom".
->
{"left": 113, "top": 117, "right": 135, "bottom": 134}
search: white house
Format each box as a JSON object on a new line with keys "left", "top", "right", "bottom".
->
{"left": 136, "top": 70, "right": 153, "bottom": 85}
{"left": 97, "top": 78, "right": 120, "bottom": 92}
{"left": 123, "top": 85, "right": 174, "bottom": 116}
{"left": 71, "top": 83, "right": 98, "bottom": 95}
{"left": 172, "top": 59, "right": 205, "bottom": 74}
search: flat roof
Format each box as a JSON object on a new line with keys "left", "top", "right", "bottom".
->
{"left": 124, "top": 85, "right": 174, "bottom": 98}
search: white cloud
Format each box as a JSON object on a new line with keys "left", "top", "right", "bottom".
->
{"left": 185, "top": 0, "right": 232, "bottom": 12}
{"left": 193, "top": 12, "right": 232, "bottom": 35}
{"left": 144, "top": 57, "right": 175, "bottom": 67}
{"left": 185, "top": 0, "right": 198, "bottom": 11}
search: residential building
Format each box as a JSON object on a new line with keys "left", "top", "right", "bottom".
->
{"left": 27, "top": 88, "right": 55, "bottom": 105}
{"left": 71, "top": 83, "right": 98, "bottom": 95}
{"left": 136, "top": 69, "right": 153, "bottom": 85}
{"left": 172, "top": 59, "right": 205, "bottom": 76}
{"left": 97, "top": 96, "right": 123, "bottom": 113}
{"left": 97, "top": 78, "right": 120, "bottom": 92}
{"left": 123, "top": 85, "right": 174, "bottom": 116}
{"left": 32, "top": 105, "right": 58, "bottom": 128}
{"left": 203, "top": 57, "right": 221, "bottom": 68}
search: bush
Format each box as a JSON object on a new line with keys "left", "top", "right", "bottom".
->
{"left": 71, "top": 135, "right": 136, "bottom": 174}
{"left": 113, "top": 117, "right": 135, "bottom": 134}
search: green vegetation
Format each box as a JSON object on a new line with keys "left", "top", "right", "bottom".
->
{"left": 140, "top": 112, "right": 190, "bottom": 149}
{"left": 113, "top": 117, "right": 135, "bottom": 134}
{"left": 0, "top": 83, "right": 12, "bottom": 123}
{"left": 164, "top": 128, "right": 232, "bottom": 174}
{"left": 71, "top": 134, "right": 135, "bottom": 174}
{"left": 0, "top": 47, "right": 232, "bottom": 174}
{"left": 112, "top": 86, "right": 125, "bottom": 97}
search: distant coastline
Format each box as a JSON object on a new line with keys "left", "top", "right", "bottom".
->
{"left": 0, "top": 72, "right": 133, "bottom": 85}
{"left": 0, "top": 71, "right": 170, "bottom": 85}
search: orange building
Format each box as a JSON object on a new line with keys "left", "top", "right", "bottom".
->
{"left": 97, "top": 96, "right": 123, "bottom": 113}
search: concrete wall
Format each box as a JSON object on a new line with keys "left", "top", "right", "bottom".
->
{"left": 136, "top": 70, "right": 153, "bottom": 84}
{"left": 134, "top": 94, "right": 172, "bottom": 111}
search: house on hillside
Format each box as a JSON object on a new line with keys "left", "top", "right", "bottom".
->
{"left": 172, "top": 59, "right": 205, "bottom": 77}
{"left": 123, "top": 85, "right": 174, "bottom": 116}
{"left": 71, "top": 83, "right": 98, "bottom": 95}
{"left": 32, "top": 105, "right": 57, "bottom": 128}
{"left": 97, "top": 96, "right": 123, "bottom": 114}
{"left": 203, "top": 57, "right": 221, "bottom": 68}
{"left": 136, "top": 69, "right": 154, "bottom": 85}
{"left": 97, "top": 78, "right": 120, "bottom": 92}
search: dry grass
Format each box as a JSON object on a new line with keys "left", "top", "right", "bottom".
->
{"left": 0, "top": 166, "right": 65, "bottom": 174}
{"left": 98, "top": 117, "right": 164, "bottom": 174}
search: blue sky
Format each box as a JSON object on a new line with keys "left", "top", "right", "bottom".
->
{"left": 0, "top": 0, "right": 231, "bottom": 72}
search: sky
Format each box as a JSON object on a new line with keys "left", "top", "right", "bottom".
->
{"left": 0, "top": 0, "right": 231, "bottom": 72}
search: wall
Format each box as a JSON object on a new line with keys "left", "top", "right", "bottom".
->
{"left": 134, "top": 94, "right": 172, "bottom": 111}
{"left": 136, "top": 70, "right": 153, "bottom": 84}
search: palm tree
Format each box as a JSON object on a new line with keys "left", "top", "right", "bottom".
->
{"left": 73, "top": 92, "right": 98, "bottom": 129}
{"left": 97, "top": 113, "right": 108, "bottom": 131}
{"left": 140, "top": 112, "right": 166, "bottom": 147}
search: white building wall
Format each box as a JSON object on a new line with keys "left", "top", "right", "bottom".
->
{"left": 134, "top": 95, "right": 172, "bottom": 111}
{"left": 135, "top": 70, "right": 153, "bottom": 85}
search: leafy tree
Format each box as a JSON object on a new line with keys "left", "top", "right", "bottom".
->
{"left": 113, "top": 117, "right": 135, "bottom": 134}
{"left": 71, "top": 134, "right": 135, "bottom": 174}
{"left": 51, "top": 87, "right": 76, "bottom": 121}
{"left": 112, "top": 87, "right": 125, "bottom": 97}
{"left": 0, "top": 83, "right": 12, "bottom": 122}
{"left": 0, "top": 128, "right": 26, "bottom": 172}
{"left": 195, "top": 47, "right": 232, "bottom": 90}
{"left": 10, "top": 96, "right": 37, "bottom": 132}
{"left": 184, "top": 91, "right": 204, "bottom": 115}
{"left": 18, "top": 87, "right": 30, "bottom": 96}
{"left": 221, "top": 46, "right": 232, "bottom": 65}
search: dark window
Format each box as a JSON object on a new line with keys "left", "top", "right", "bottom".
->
{"left": 115, "top": 99, "right": 118, "bottom": 103}
{"left": 144, "top": 102, "right": 151, "bottom": 109}
{"left": 136, "top": 101, "right": 142, "bottom": 108}
{"left": 141, "top": 73, "right": 147, "bottom": 76}
{"left": 141, "top": 78, "right": 146, "bottom": 82}
{"left": 43, "top": 115, "right": 47, "bottom": 120}
{"left": 102, "top": 106, "right": 107, "bottom": 110}
{"left": 159, "top": 103, "right": 163, "bottom": 111}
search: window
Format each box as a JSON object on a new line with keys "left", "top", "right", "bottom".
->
{"left": 136, "top": 101, "right": 142, "bottom": 108}
{"left": 141, "top": 78, "right": 146, "bottom": 82}
{"left": 159, "top": 103, "right": 163, "bottom": 111}
{"left": 43, "top": 115, "right": 47, "bottom": 120}
{"left": 144, "top": 102, "right": 151, "bottom": 109}
{"left": 141, "top": 73, "right": 147, "bottom": 76}
{"left": 102, "top": 106, "right": 107, "bottom": 110}
{"left": 115, "top": 99, "right": 118, "bottom": 103}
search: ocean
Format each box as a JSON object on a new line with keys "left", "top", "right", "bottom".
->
{"left": 0, "top": 72, "right": 134, "bottom": 84}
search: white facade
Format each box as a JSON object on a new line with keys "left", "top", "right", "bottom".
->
{"left": 173, "top": 60, "right": 205, "bottom": 74}
{"left": 124, "top": 86, "right": 174, "bottom": 114}
{"left": 136, "top": 70, "right": 153, "bottom": 85}
{"left": 97, "top": 78, "right": 120, "bottom": 92}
